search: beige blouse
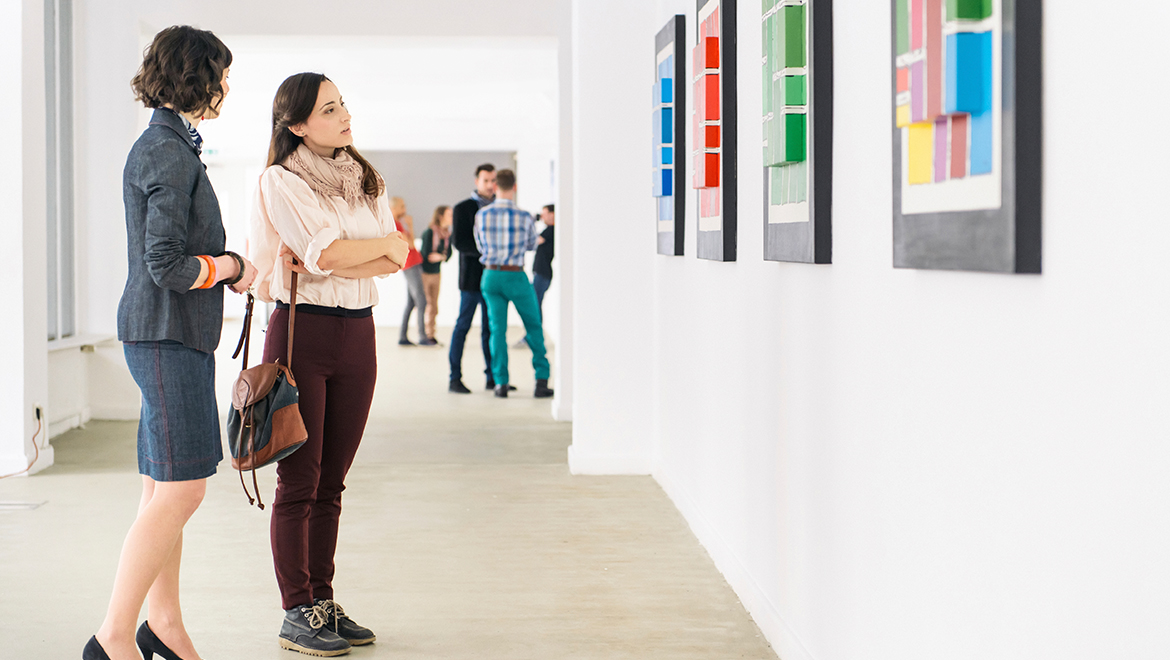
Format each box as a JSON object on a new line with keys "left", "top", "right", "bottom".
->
{"left": 249, "top": 165, "right": 397, "bottom": 308}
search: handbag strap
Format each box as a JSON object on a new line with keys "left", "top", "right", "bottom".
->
{"left": 231, "top": 258, "right": 300, "bottom": 373}
{"left": 287, "top": 263, "right": 298, "bottom": 372}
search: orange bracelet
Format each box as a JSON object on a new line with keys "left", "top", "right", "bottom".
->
{"left": 197, "top": 255, "right": 217, "bottom": 289}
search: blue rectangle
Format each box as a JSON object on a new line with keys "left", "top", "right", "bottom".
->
{"left": 945, "top": 32, "right": 992, "bottom": 115}
{"left": 660, "top": 107, "right": 673, "bottom": 144}
{"left": 658, "top": 195, "right": 674, "bottom": 223}
{"left": 661, "top": 168, "right": 673, "bottom": 197}
{"left": 969, "top": 110, "right": 993, "bottom": 175}
{"left": 661, "top": 78, "right": 673, "bottom": 104}
{"left": 652, "top": 164, "right": 663, "bottom": 197}
{"left": 662, "top": 147, "right": 673, "bottom": 165}
{"left": 653, "top": 110, "right": 662, "bottom": 148}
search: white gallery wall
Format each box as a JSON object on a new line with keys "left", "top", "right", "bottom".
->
{"left": 568, "top": 0, "right": 1170, "bottom": 658}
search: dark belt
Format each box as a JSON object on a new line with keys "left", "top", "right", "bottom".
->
{"left": 485, "top": 265, "right": 523, "bottom": 272}
{"left": 275, "top": 301, "right": 373, "bottom": 318}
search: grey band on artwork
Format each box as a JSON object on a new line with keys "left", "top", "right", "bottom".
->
{"left": 764, "top": 0, "right": 833, "bottom": 264}
{"left": 696, "top": 0, "right": 737, "bottom": 262}
{"left": 891, "top": 0, "right": 1042, "bottom": 274}
{"left": 658, "top": 15, "right": 687, "bottom": 257}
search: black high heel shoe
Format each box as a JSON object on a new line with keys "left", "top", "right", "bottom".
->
{"left": 136, "top": 621, "right": 186, "bottom": 660}
{"left": 82, "top": 636, "right": 112, "bottom": 660}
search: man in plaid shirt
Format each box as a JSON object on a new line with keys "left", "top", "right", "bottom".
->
{"left": 473, "top": 169, "right": 553, "bottom": 399}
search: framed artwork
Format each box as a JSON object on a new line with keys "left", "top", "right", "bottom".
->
{"left": 762, "top": 0, "right": 833, "bottom": 264}
{"left": 891, "top": 0, "right": 1042, "bottom": 273}
{"left": 655, "top": 16, "right": 687, "bottom": 256}
{"left": 694, "top": 0, "right": 737, "bottom": 262}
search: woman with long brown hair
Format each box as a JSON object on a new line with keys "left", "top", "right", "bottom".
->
{"left": 248, "top": 72, "right": 409, "bottom": 657}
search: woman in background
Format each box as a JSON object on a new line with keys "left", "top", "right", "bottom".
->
{"left": 249, "top": 72, "right": 410, "bottom": 657}
{"left": 418, "top": 205, "right": 453, "bottom": 344}
{"left": 90, "top": 25, "right": 256, "bottom": 660}
{"left": 393, "top": 196, "right": 428, "bottom": 345}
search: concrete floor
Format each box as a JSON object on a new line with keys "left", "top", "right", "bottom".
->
{"left": 0, "top": 325, "right": 776, "bottom": 659}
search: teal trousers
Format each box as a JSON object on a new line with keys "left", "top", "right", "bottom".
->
{"left": 480, "top": 270, "right": 550, "bottom": 385}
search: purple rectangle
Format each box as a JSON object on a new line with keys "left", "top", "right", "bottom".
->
{"left": 911, "top": 61, "right": 925, "bottom": 123}
{"left": 934, "top": 116, "right": 948, "bottom": 182}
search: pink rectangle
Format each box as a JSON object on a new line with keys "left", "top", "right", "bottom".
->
{"left": 911, "top": 60, "right": 925, "bottom": 123}
{"left": 911, "top": 0, "right": 923, "bottom": 51}
{"left": 950, "top": 114, "right": 969, "bottom": 179}
{"left": 933, "top": 117, "right": 948, "bottom": 182}
{"left": 926, "top": 0, "right": 943, "bottom": 119}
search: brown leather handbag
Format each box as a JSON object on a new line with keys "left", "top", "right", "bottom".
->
{"left": 226, "top": 268, "right": 308, "bottom": 508}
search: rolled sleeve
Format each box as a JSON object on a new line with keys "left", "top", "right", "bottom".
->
{"left": 139, "top": 142, "right": 203, "bottom": 292}
{"left": 303, "top": 226, "right": 341, "bottom": 277}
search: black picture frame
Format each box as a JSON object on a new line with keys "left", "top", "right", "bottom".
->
{"left": 763, "top": 0, "right": 833, "bottom": 264}
{"left": 890, "top": 0, "right": 1042, "bottom": 274}
{"left": 696, "top": 0, "right": 737, "bottom": 262}
{"left": 656, "top": 16, "right": 687, "bottom": 257}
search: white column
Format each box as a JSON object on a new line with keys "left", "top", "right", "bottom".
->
{"left": 565, "top": 0, "right": 657, "bottom": 474}
{"left": 0, "top": 0, "right": 53, "bottom": 477}
{"left": 551, "top": 0, "right": 574, "bottom": 422}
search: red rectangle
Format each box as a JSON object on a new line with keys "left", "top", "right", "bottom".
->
{"left": 704, "top": 153, "right": 720, "bottom": 188}
{"left": 911, "top": 0, "right": 922, "bottom": 51}
{"left": 704, "top": 125, "right": 720, "bottom": 150}
{"left": 703, "top": 72, "right": 720, "bottom": 121}
{"left": 897, "top": 67, "right": 909, "bottom": 92}
{"left": 926, "top": 0, "right": 943, "bottom": 119}
{"left": 702, "top": 37, "right": 720, "bottom": 70}
{"left": 950, "top": 114, "right": 969, "bottom": 179}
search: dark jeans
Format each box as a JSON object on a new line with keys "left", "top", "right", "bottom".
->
{"left": 448, "top": 290, "right": 491, "bottom": 381}
{"left": 263, "top": 308, "right": 377, "bottom": 610}
{"left": 522, "top": 272, "right": 552, "bottom": 345}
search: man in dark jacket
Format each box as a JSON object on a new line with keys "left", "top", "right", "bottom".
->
{"left": 448, "top": 164, "right": 500, "bottom": 393}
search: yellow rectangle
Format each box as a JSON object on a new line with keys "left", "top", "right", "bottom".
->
{"left": 907, "top": 121, "right": 933, "bottom": 185}
{"left": 895, "top": 104, "right": 910, "bottom": 128}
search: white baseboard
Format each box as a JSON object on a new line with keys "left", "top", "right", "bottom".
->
{"left": 48, "top": 407, "right": 92, "bottom": 439}
{"left": 655, "top": 468, "right": 816, "bottom": 660}
{"left": 90, "top": 406, "right": 141, "bottom": 421}
{"left": 0, "top": 444, "right": 54, "bottom": 477}
{"left": 567, "top": 444, "right": 653, "bottom": 475}
{"left": 551, "top": 397, "right": 572, "bottom": 422}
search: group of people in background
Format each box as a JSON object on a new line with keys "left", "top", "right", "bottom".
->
{"left": 394, "top": 164, "right": 556, "bottom": 399}
{"left": 92, "top": 23, "right": 556, "bottom": 660}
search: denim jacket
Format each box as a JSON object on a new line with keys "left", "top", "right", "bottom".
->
{"left": 117, "top": 109, "right": 226, "bottom": 354}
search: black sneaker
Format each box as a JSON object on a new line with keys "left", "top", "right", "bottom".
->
{"left": 278, "top": 604, "right": 351, "bottom": 656}
{"left": 316, "top": 599, "right": 376, "bottom": 646}
{"left": 494, "top": 384, "right": 509, "bottom": 398}
{"left": 449, "top": 379, "right": 471, "bottom": 394}
{"left": 398, "top": 338, "right": 415, "bottom": 346}
{"left": 534, "top": 379, "right": 554, "bottom": 398}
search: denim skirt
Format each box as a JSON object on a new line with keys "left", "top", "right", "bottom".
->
{"left": 124, "top": 340, "right": 223, "bottom": 481}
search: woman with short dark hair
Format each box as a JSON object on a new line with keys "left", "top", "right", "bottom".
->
{"left": 85, "top": 25, "right": 256, "bottom": 660}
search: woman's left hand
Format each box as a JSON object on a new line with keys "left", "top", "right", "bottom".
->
{"left": 279, "top": 244, "right": 311, "bottom": 275}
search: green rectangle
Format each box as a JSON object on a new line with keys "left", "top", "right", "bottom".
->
{"left": 784, "top": 113, "right": 806, "bottom": 163}
{"left": 762, "top": 0, "right": 776, "bottom": 13}
{"left": 762, "top": 115, "right": 772, "bottom": 163}
{"left": 946, "top": 0, "right": 992, "bottom": 20}
{"left": 896, "top": 0, "right": 910, "bottom": 55}
{"left": 783, "top": 5, "right": 806, "bottom": 68}
{"left": 794, "top": 161, "right": 808, "bottom": 203}
{"left": 772, "top": 8, "right": 785, "bottom": 69}
{"left": 784, "top": 75, "right": 806, "bottom": 106}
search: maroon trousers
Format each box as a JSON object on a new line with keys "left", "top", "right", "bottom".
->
{"left": 263, "top": 308, "right": 377, "bottom": 610}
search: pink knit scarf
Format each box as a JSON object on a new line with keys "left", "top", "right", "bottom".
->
{"left": 282, "top": 144, "right": 378, "bottom": 210}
